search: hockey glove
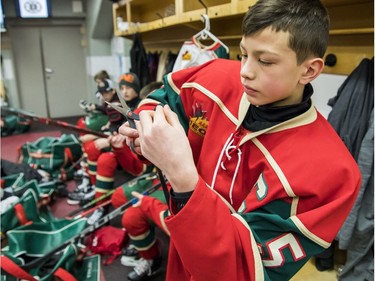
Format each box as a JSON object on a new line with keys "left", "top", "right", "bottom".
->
{"left": 79, "top": 100, "right": 94, "bottom": 113}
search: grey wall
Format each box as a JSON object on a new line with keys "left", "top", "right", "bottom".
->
{"left": 84, "top": 0, "right": 133, "bottom": 101}
{"left": 1, "top": 0, "right": 133, "bottom": 109}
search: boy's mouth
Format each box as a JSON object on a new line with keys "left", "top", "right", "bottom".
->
{"left": 243, "top": 84, "right": 257, "bottom": 95}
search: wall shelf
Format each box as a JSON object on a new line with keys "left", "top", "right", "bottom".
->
{"left": 113, "top": 0, "right": 374, "bottom": 75}
{"left": 329, "top": 27, "right": 374, "bottom": 35}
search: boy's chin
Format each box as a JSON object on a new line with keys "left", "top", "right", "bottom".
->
{"left": 246, "top": 95, "right": 261, "bottom": 107}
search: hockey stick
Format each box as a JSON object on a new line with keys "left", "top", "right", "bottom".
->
{"left": 67, "top": 154, "right": 85, "bottom": 171}
{"left": 65, "top": 190, "right": 115, "bottom": 219}
{"left": 64, "top": 172, "right": 158, "bottom": 218}
{"left": 20, "top": 181, "right": 162, "bottom": 271}
{"left": 2, "top": 107, "right": 108, "bottom": 138}
{"left": 71, "top": 198, "right": 113, "bottom": 220}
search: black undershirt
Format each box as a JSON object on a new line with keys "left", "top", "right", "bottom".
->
{"left": 242, "top": 83, "right": 314, "bottom": 132}
{"left": 126, "top": 97, "right": 141, "bottom": 111}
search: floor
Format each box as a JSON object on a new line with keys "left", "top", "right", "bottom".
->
{"left": 1, "top": 120, "right": 342, "bottom": 281}
{"left": 1, "top": 119, "right": 168, "bottom": 281}
{"left": 292, "top": 259, "right": 339, "bottom": 281}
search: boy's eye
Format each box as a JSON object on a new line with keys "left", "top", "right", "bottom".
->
{"left": 240, "top": 54, "right": 248, "bottom": 59}
{"left": 258, "top": 59, "right": 272, "bottom": 65}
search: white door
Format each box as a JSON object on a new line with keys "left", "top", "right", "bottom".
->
{"left": 11, "top": 25, "right": 88, "bottom": 118}
{"left": 41, "top": 26, "right": 88, "bottom": 118}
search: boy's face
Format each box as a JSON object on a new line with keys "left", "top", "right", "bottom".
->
{"left": 120, "top": 85, "right": 138, "bottom": 102}
{"left": 100, "top": 90, "right": 115, "bottom": 102}
{"left": 240, "top": 27, "right": 308, "bottom": 107}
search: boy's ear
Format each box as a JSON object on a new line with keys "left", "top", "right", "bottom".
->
{"left": 299, "top": 58, "right": 325, "bottom": 85}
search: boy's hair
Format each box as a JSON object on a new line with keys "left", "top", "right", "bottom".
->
{"left": 94, "top": 70, "right": 110, "bottom": 81}
{"left": 118, "top": 72, "right": 141, "bottom": 94}
{"left": 97, "top": 78, "right": 114, "bottom": 94}
{"left": 242, "top": 0, "right": 330, "bottom": 64}
{"left": 140, "top": 81, "right": 163, "bottom": 99}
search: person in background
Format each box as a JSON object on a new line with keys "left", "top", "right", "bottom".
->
{"left": 118, "top": 184, "right": 167, "bottom": 281}
{"left": 94, "top": 70, "right": 110, "bottom": 83}
{"left": 93, "top": 70, "right": 111, "bottom": 102}
{"left": 139, "top": 81, "right": 163, "bottom": 100}
{"left": 119, "top": 0, "right": 361, "bottom": 280}
{"left": 75, "top": 70, "right": 112, "bottom": 185}
{"left": 68, "top": 75, "right": 146, "bottom": 221}
{"left": 102, "top": 80, "right": 165, "bottom": 280}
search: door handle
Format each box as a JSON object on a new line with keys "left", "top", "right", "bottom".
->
{"left": 45, "top": 68, "right": 54, "bottom": 73}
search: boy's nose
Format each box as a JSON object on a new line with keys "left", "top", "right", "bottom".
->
{"left": 240, "top": 65, "right": 256, "bottom": 80}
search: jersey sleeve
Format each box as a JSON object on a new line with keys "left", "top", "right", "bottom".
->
{"left": 165, "top": 152, "right": 361, "bottom": 281}
{"left": 136, "top": 60, "right": 222, "bottom": 132}
{"left": 111, "top": 145, "right": 145, "bottom": 176}
{"left": 240, "top": 204, "right": 326, "bottom": 280}
{"left": 165, "top": 169, "right": 360, "bottom": 281}
{"left": 165, "top": 176, "right": 265, "bottom": 281}
{"left": 140, "top": 80, "right": 189, "bottom": 133}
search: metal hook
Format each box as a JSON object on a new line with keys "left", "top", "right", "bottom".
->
{"left": 201, "top": 14, "right": 210, "bottom": 31}
{"left": 198, "top": 0, "right": 208, "bottom": 15}
{"left": 156, "top": 12, "right": 163, "bottom": 19}
{"left": 156, "top": 12, "right": 164, "bottom": 24}
{"left": 199, "top": 14, "right": 210, "bottom": 40}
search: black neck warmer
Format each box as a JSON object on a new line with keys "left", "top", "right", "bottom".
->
{"left": 242, "top": 84, "right": 314, "bottom": 132}
{"left": 126, "top": 97, "right": 141, "bottom": 111}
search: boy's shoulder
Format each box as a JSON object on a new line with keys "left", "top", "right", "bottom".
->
{"left": 168, "top": 59, "right": 242, "bottom": 96}
{"left": 285, "top": 110, "right": 357, "bottom": 164}
{"left": 171, "top": 59, "right": 240, "bottom": 82}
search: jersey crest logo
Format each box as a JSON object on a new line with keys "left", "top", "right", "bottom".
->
{"left": 255, "top": 173, "right": 268, "bottom": 201}
{"left": 189, "top": 103, "right": 208, "bottom": 137}
{"left": 182, "top": 50, "right": 192, "bottom": 61}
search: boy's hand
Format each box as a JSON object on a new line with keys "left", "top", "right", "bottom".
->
{"left": 100, "top": 121, "right": 110, "bottom": 132}
{"left": 108, "top": 132, "right": 125, "bottom": 149}
{"left": 131, "top": 191, "right": 144, "bottom": 207}
{"left": 79, "top": 134, "right": 97, "bottom": 143}
{"left": 136, "top": 105, "right": 198, "bottom": 193}
{"left": 79, "top": 100, "right": 95, "bottom": 112}
{"left": 94, "top": 137, "right": 110, "bottom": 150}
{"left": 119, "top": 120, "right": 142, "bottom": 155}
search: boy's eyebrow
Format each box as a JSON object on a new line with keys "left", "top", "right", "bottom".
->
{"left": 254, "top": 50, "right": 279, "bottom": 57}
{"left": 239, "top": 42, "right": 279, "bottom": 57}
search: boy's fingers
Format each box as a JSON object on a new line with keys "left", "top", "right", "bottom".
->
{"left": 131, "top": 191, "right": 143, "bottom": 199}
{"left": 152, "top": 105, "right": 167, "bottom": 125}
{"left": 119, "top": 122, "right": 139, "bottom": 138}
{"left": 163, "top": 104, "right": 180, "bottom": 127}
{"left": 152, "top": 104, "right": 180, "bottom": 129}
{"left": 137, "top": 110, "right": 155, "bottom": 137}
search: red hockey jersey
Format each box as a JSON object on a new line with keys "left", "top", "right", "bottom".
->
{"left": 139, "top": 59, "right": 361, "bottom": 281}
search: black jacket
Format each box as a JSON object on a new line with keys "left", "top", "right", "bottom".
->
{"left": 327, "top": 58, "right": 374, "bottom": 161}
{"left": 130, "top": 33, "right": 151, "bottom": 88}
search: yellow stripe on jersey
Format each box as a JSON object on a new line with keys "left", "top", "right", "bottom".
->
{"left": 96, "top": 174, "right": 114, "bottom": 182}
{"left": 182, "top": 82, "right": 239, "bottom": 126}
{"left": 232, "top": 213, "right": 265, "bottom": 281}
{"left": 290, "top": 216, "right": 331, "bottom": 248}
{"left": 251, "top": 138, "right": 296, "bottom": 198}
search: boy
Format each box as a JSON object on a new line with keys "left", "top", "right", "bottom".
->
{"left": 120, "top": 0, "right": 361, "bottom": 280}
{"left": 108, "top": 81, "right": 165, "bottom": 280}
{"left": 68, "top": 75, "right": 146, "bottom": 211}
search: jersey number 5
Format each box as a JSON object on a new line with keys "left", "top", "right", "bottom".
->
{"left": 262, "top": 233, "right": 306, "bottom": 267}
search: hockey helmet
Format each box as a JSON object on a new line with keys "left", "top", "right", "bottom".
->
{"left": 84, "top": 111, "right": 109, "bottom": 132}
